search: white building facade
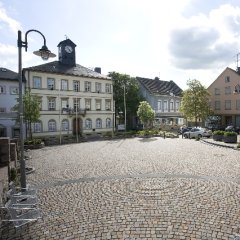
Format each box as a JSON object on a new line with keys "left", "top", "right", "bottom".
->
{"left": 23, "top": 38, "right": 114, "bottom": 142}
{"left": 0, "top": 68, "right": 24, "bottom": 138}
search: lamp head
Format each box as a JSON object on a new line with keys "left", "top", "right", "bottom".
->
{"left": 33, "top": 45, "right": 56, "bottom": 60}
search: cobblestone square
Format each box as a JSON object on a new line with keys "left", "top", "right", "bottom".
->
{"left": 1, "top": 137, "right": 240, "bottom": 239}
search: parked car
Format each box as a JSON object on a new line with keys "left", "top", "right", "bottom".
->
{"left": 225, "top": 125, "right": 240, "bottom": 134}
{"left": 178, "top": 127, "right": 192, "bottom": 135}
{"left": 183, "top": 127, "right": 212, "bottom": 139}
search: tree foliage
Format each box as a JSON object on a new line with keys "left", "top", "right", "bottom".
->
{"left": 180, "top": 79, "right": 212, "bottom": 126}
{"left": 14, "top": 90, "right": 40, "bottom": 139}
{"left": 137, "top": 101, "right": 155, "bottom": 129}
{"left": 108, "top": 72, "right": 144, "bottom": 129}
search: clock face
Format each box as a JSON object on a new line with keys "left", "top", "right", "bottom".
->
{"left": 65, "top": 45, "right": 73, "bottom": 53}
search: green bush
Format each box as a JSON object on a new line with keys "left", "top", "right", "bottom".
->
{"left": 213, "top": 130, "right": 224, "bottom": 135}
{"left": 224, "top": 131, "right": 237, "bottom": 137}
{"left": 24, "top": 138, "right": 42, "bottom": 145}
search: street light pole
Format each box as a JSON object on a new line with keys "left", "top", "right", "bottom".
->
{"left": 18, "top": 29, "right": 55, "bottom": 189}
{"left": 123, "top": 84, "right": 126, "bottom": 132}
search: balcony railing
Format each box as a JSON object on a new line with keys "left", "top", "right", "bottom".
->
{"left": 62, "top": 107, "right": 86, "bottom": 116}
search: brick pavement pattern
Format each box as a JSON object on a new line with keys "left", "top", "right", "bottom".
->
{"left": 1, "top": 137, "right": 240, "bottom": 239}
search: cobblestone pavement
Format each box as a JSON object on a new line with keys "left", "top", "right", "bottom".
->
{"left": 1, "top": 137, "right": 240, "bottom": 239}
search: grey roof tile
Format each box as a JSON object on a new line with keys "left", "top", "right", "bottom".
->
{"left": 0, "top": 67, "right": 18, "bottom": 81}
{"left": 23, "top": 61, "right": 110, "bottom": 80}
{"left": 136, "top": 76, "right": 182, "bottom": 96}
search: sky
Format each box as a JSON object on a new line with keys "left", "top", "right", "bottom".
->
{"left": 1, "top": 0, "right": 240, "bottom": 90}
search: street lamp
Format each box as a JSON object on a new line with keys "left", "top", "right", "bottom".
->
{"left": 18, "top": 29, "right": 56, "bottom": 189}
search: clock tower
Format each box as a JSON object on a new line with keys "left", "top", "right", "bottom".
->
{"left": 57, "top": 38, "right": 77, "bottom": 66}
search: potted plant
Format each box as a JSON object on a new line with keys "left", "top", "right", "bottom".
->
{"left": 223, "top": 131, "right": 237, "bottom": 143}
{"left": 212, "top": 130, "right": 224, "bottom": 141}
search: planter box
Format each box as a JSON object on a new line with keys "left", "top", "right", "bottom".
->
{"left": 213, "top": 134, "right": 223, "bottom": 141}
{"left": 223, "top": 135, "right": 237, "bottom": 143}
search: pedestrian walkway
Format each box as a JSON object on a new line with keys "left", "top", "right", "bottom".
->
{"left": 1, "top": 137, "right": 240, "bottom": 239}
{"left": 201, "top": 135, "right": 240, "bottom": 150}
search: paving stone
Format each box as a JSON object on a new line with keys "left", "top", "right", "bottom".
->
{"left": 1, "top": 138, "right": 239, "bottom": 239}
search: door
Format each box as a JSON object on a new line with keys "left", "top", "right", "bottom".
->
{"left": 72, "top": 118, "right": 81, "bottom": 135}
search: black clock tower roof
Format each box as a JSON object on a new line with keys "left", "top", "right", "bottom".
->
{"left": 57, "top": 38, "right": 76, "bottom": 48}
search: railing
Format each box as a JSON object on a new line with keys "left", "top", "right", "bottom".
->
{"left": 62, "top": 107, "right": 86, "bottom": 116}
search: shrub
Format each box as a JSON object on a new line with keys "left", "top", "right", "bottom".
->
{"left": 224, "top": 131, "right": 237, "bottom": 137}
{"left": 24, "top": 138, "right": 42, "bottom": 145}
{"left": 213, "top": 130, "right": 224, "bottom": 135}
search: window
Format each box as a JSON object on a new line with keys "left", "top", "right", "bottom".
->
{"left": 225, "top": 86, "right": 231, "bottom": 95}
{"left": 164, "top": 100, "right": 168, "bottom": 111}
{"left": 61, "top": 99, "right": 68, "bottom": 109}
{"left": 0, "top": 126, "right": 6, "bottom": 137}
{"left": 85, "top": 99, "right": 91, "bottom": 110}
{"left": 95, "top": 82, "right": 101, "bottom": 93}
{"left": 48, "top": 120, "right": 56, "bottom": 132}
{"left": 10, "top": 87, "right": 19, "bottom": 94}
{"left": 36, "top": 97, "right": 42, "bottom": 110}
{"left": 34, "top": 121, "right": 42, "bottom": 133}
{"left": 225, "top": 100, "right": 231, "bottom": 110}
{"left": 74, "top": 98, "right": 80, "bottom": 112}
{"left": 105, "top": 100, "right": 111, "bottom": 110}
{"left": 215, "top": 101, "right": 220, "bottom": 110}
{"left": 105, "top": 83, "right": 112, "bottom": 93}
{"left": 106, "top": 118, "right": 111, "bottom": 128}
{"left": 85, "top": 118, "right": 92, "bottom": 129}
{"left": 170, "top": 101, "right": 174, "bottom": 111}
{"left": 96, "top": 99, "right": 101, "bottom": 110}
{"left": 176, "top": 101, "right": 179, "bottom": 111}
{"left": 225, "top": 76, "right": 230, "bottom": 83}
{"left": 157, "top": 100, "right": 162, "bottom": 110}
{"left": 61, "top": 119, "right": 69, "bottom": 131}
{"left": 0, "top": 107, "right": 6, "bottom": 113}
{"left": 96, "top": 118, "right": 102, "bottom": 128}
{"left": 214, "top": 88, "right": 220, "bottom": 95}
{"left": 33, "top": 76, "right": 41, "bottom": 89}
{"left": 47, "top": 78, "right": 55, "bottom": 90}
{"left": 48, "top": 98, "right": 56, "bottom": 110}
{"left": 234, "top": 84, "right": 240, "bottom": 93}
{"left": 61, "top": 79, "right": 68, "bottom": 90}
{"left": 85, "top": 81, "right": 91, "bottom": 92}
{"left": 73, "top": 80, "right": 80, "bottom": 92}
{"left": 0, "top": 85, "right": 6, "bottom": 94}
{"left": 236, "top": 99, "right": 240, "bottom": 110}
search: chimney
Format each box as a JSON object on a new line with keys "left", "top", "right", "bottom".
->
{"left": 237, "top": 67, "right": 240, "bottom": 75}
{"left": 94, "top": 67, "right": 101, "bottom": 74}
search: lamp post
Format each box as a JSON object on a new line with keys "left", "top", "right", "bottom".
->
{"left": 18, "top": 29, "right": 55, "bottom": 189}
{"left": 123, "top": 84, "right": 127, "bottom": 132}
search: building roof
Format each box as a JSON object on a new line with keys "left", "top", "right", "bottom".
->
{"left": 136, "top": 76, "right": 182, "bottom": 96}
{"left": 0, "top": 67, "right": 18, "bottom": 81}
{"left": 23, "top": 61, "right": 111, "bottom": 80}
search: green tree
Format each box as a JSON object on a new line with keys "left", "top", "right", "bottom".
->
{"left": 13, "top": 91, "right": 40, "bottom": 139}
{"left": 180, "top": 79, "right": 212, "bottom": 126}
{"left": 137, "top": 101, "right": 155, "bottom": 129}
{"left": 108, "top": 72, "right": 144, "bottom": 129}
{"left": 23, "top": 91, "right": 40, "bottom": 139}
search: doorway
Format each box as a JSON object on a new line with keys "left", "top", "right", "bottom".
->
{"left": 72, "top": 118, "right": 82, "bottom": 136}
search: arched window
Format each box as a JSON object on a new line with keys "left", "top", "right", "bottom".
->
{"left": 48, "top": 119, "right": 56, "bottom": 132}
{"left": 85, "top": 118, "right": 92, "bottom": 129}
{"left": 34, "top": 121, "right": 42, "bottom": 133}
{"left": 61, "top": 119, "right": 69, "bottom": 131}
{"left": 96, "top": 118, "right": 102, "bottom": 128}
{"left": 106, "top": 118, "right": 111, "bottom": 128}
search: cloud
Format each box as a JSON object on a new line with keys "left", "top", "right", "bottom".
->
{"left": 0, "top": 3, "right": 21, "bottom": 34}
{"left": 168, "top": 4, "right": 240, "bottom": 70}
